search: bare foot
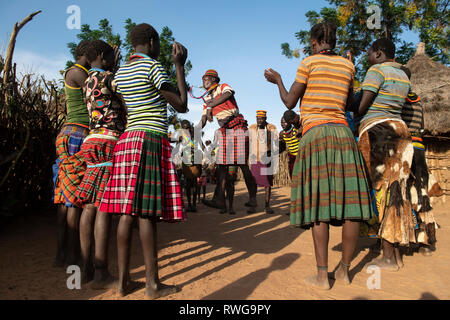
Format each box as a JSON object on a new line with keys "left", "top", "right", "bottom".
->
{"left": 145, "top": 283, "right": 181, "bottom": 300}
{"left": 81, "top": 267, "right": 94, "bottom": 284}
{"left": 365, "top": 257, "right": 399, "bottom": 271}
{"left": 394, "top": 248, "right": 404, "bottom": 268}
{"left": 90, "top": 274, "right": 118, "bottom": 290}
{"left": 303, "top": 275, "right": 330, "bottom": 290}
{"left": 334, "top": 264, "right": 350, "bottom": 285}
{"left": 228, "top": 208, "right": 236, "bottom": 215}
{"left": 117, "top": 280, "right": 145, "bottom": 297}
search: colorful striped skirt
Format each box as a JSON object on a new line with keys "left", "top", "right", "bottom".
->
{"left": 217, "top": 114, "right": 249, "bottom": 165}
{"left": 53, "top": 123, "right": 89, "bottom": 207}
{"left": 75, "top": 130, "right": 120, "bottom": 207}
{"left": 99, "top": 130, "right": 186, "bottom": 221}
{"left": 290, "top": 124, "right": 373, "bottom": 229}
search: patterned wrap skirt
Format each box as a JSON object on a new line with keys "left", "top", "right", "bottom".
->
{"left": 217, "top": 114, "right": 249, "bottom": 165}
{"left": 250, "top": 162, "right": 273, "bottom": 187}
{"left": 290, "top": 124, "right": 373, "bottom": 229}
{"left": 75, "top": 129, "right": 120, "bottom": 207}
{"left": 358, "top": 119, "right": 416, "bottom": 245}
{"left": 99, "top": 130, "right": 186, "bottom": 221}
{"left": 53, "top": 123, "right": 89, "bottom": 207}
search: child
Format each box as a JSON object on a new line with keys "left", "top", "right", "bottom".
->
{"left": 74, "top": 40, "right": 126, "bottom": 286}
{"left": 53, "top": 40, "right": 91, "bottom": 267}
{"left": 280, "top": 110, "right": 301, "bottom": 178}
{"left": 198, "top": 69, "right": 258, "bottom": 214}
{"left": 356, "top": 38, "right": 414, "bottom": 270}
{"left": 265, "top": 22, "right": 372, "bottom": 289}
{"left": 98, "top": 23, "right": 188, "bottom": 299}
{"left": 179, "top": 120, "right": 203, "bottom": 212}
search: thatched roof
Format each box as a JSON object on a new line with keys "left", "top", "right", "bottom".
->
{"left": 406, "top": 43, "right": 450, "bottom": 136}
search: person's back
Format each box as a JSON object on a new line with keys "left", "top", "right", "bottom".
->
{"left": 297, "top": 53, "right": 354, "bottom": 135}
{"left": 114, "top": 54, "right": 168, "bottom": 134}
{"left": 358, "top": 61, "right": 410, "bottom": 135}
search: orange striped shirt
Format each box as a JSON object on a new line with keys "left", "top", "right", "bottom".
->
{"left": 295, "top": 54, "right": 355, "bottom": 134}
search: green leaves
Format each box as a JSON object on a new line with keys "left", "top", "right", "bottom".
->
{"left": 281, "top": 0, "right": 450, "bottom": 82}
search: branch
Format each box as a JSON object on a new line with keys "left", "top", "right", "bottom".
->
{"left": 2, "top": 11, "right": 42, "bottom": 90}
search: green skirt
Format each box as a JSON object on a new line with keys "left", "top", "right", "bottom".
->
{"left": 290, "top": 124, "right": 373, "bottom": 229}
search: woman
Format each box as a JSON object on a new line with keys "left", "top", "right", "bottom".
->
{"left": 265, "top": 22, "right": 372, "bottom": 289}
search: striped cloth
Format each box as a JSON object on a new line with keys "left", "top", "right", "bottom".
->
{"left": 114, "top": 53, "right": 170, "bottom": 134}
{"left": 53, "top": 123, "right": 89, "bottom": 207}
{"left": 281, "top": 126, "right": 300, "bottom": 156}
{"left": 99, "top": 130, "right": 186, "bottom": 221}
{"left": 75, "top": 129, "right": 120, "bottom": 207}
{"left": 401, "top": 92, "right": 423, "bottom": 135}
{"left": 202, "top": 83, "right": 240, "bottom": 127}
{"left": 216, "top": 114, "right": 249, "bottom": 165}
{"left": 358, "top": 62, "right": 410, "bottom": 135}
{"left": 295, "top": 54, "right": 355, "bottom": 135}
{"left": 290, "top": 124, "right": 372, "bottom": 229}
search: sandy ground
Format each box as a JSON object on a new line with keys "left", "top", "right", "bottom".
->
{"left": 0, "top": 181, "right": 449, "bottom": 300}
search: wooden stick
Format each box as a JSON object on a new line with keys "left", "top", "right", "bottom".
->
{"left": 2, "top": 11, "right": 41, "bottom": 93}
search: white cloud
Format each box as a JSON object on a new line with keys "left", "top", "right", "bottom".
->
{"left": 12, "top": 49, "right": 70, "bottom": 82}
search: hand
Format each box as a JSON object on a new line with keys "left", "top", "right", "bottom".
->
{"left": 264, "top": 68, "right": 281, "bottom": 84}
{"left": 172, "top": 41, "right": 188, "bottom": 66}
{"left": 206, "top": 108, "right": 214, "bottom": 122}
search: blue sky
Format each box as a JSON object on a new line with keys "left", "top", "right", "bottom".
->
{"left": 1, "top": 0, "right": 420, "bottom": 140}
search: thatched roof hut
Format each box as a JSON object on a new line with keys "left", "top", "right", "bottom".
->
{"left": 406, "top": 43, "right": 450, "bottom": 137}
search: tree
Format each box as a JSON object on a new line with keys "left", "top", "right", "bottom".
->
{"left": 405, "top": 0, "right": 449, "bottom": 64}
{"left": 65, "top": 18, "right": 192, "bottom": 126}
{"left": 281, "top": 0, "right": 448, "bottom": 81}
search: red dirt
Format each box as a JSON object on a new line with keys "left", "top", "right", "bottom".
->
{"left": 0, "top": 182, "right": 448, "bottom": 300}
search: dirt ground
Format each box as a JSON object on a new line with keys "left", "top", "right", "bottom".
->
{"left": 0, "top": 181, "right": 449, "bottom": 300}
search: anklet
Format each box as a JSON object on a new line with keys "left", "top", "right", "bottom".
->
{"left": 340, "top": 261, "right": 351, "bottom": 268}
{"left": 317, "top": 265, "right": 328, "bottom": 271}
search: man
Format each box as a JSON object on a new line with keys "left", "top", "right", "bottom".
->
{"left": 198, "top": 69, "right": 257, "bottom": 214}
{"left": 249, "top": 110, "right": 279, "bottom": 214}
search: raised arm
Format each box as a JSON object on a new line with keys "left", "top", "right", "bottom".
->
{"left": 160, "top": 42, "right": 188, "bottom": 113}
{"left": 264, "top": 68, "right": 306, "bottom": 109}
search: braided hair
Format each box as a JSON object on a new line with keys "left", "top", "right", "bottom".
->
{"left": 310, "top": 22, "right": 337, "bottom": 49}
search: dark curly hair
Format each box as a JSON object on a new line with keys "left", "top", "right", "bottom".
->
{"left": 130, "top": 23, "right": 159, "bottom": 47}
{"left": 283, "top": 110, "right": 298, "bottom": 123}
{"left": 85, "top": 40, "right": 114, "bottom": 63}
{"left": 74, "top": 40, "right": 91, "bottom": 59}
{"left": 371, "top": 38, "right": 396, "bottom": 60}
{"left": 310, "top": 22, "right": 337, "bottom": 49}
